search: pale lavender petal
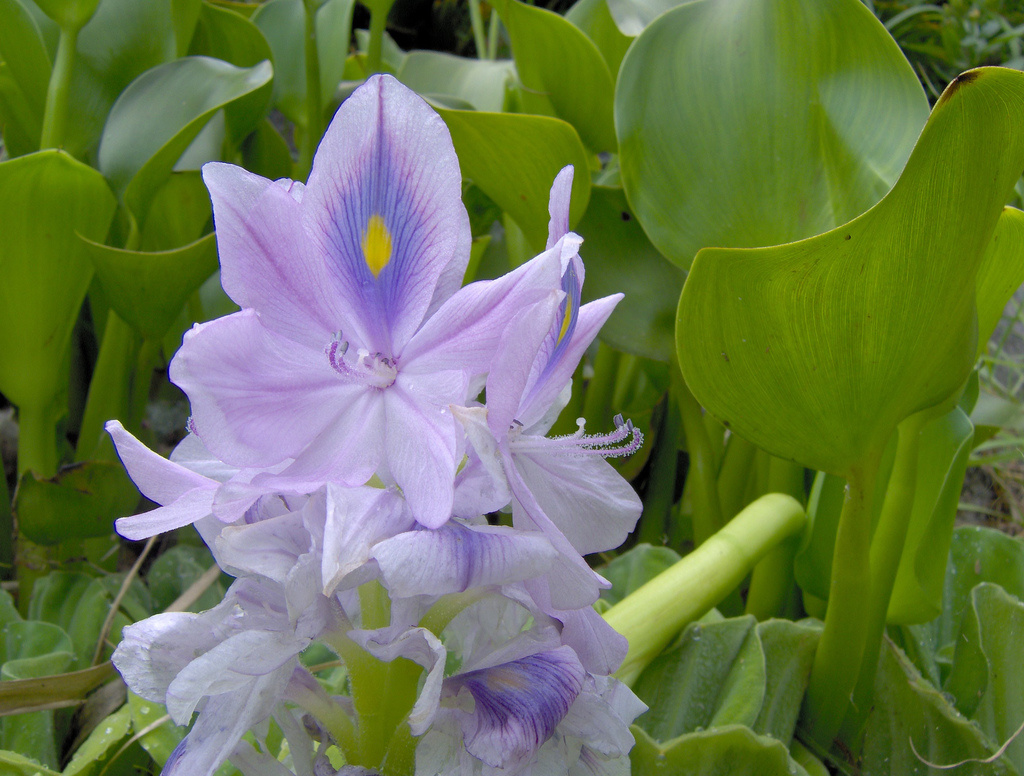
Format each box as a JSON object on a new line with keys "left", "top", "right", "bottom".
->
{"left": 115, "top": 487, "right": 216, "bottom": 541}
{"left": 399, "top": 242, "right": 565, "bottom": 375}
{"left": 372, "top": 523, "right": 556, "bottom": 598}
{"left": 513, "top": 452, "right": 641, "bottom": 556}
{"left": 546, "top": 166, "right": 574, "bottom": 250}
{"left": 106, "top": 421, "right": 213, "bottom": 505}
{"left": 519, "top": 295, "right": 621, "bottom": 431}
{"left": 321, "top": 484, "right": 413, "bottom": 594}
{"left": 304, "top": 74, "right": 469, "bottom": 355}
{"left": 164, "top": 667, "right": 293, "bottom": 776}
{"left": 483, "top": 294, "right": 560, "bottom": 435}
{"left": 170, "top": 433, "right": 239, "bottom": 482}
{"left": 383, "top": 383, "right": 461, "bottom": 528}
{"left": 452, "top": 450, "right": 510, "bottom": 518}
{"left": 170, "top": 310, "right": 351, "bottom": 469}
{"left": 202, "top": 163, "right": 350, "bottom": 349}
{"left": 450, "top": 646, "right": 585, "bottom": 769}
{"left": 348, "top": 625, "right": 446, "bottom": 735}
{"left": 166, "top": 629, "right": 308, "bottom": 723}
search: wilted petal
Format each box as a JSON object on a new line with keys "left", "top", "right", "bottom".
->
{"left": 372, "top": 522, "right": 556, "bottom": 598}
{"left": 304, "top": 74, "right": 470, "bottom": 355}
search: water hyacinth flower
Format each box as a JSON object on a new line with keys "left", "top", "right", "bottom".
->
{"left": 171, "top": 74, "right": 568, "bottom": 528}
{"left": 107, "top": 73, "right": 647, "bottom": 776}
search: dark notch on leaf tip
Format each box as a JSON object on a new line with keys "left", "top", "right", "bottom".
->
{"left": 938, "top": 70, "right": 982, "bottom": 104}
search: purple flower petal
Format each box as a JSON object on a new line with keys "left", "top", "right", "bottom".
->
{"left": 372, "top": 522, "right": 556, "bottom": 598}
{"left": 202, "top": 163, "right": 351, "bottom": 350}
{"left": 546, "top": 166, "right": 574, "bottom": 250}
{"left": 106, "top": 420, "right": 214, "bottom": 505}
{"left": 450, "top": 646, "right": 585, "bottom": 769}
{"left": 303, "top": 74, "right": 470, "bottom": 356}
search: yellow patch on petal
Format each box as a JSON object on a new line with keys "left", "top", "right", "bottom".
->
{"left": 556, "top": 303, "right": 573, "bottom": 345}
{"left": 362, "top": 214, "right": 393, "bottom": 278}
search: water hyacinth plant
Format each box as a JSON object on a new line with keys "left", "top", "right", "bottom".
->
{"left": 3, "top": 0, "right": 1024, "bottom": 774}
{"left": 107, "top": 74, "right": 647, "bottom": 776}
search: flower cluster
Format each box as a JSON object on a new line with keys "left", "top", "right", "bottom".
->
{"left": 109, "top": 74, "right": 645, "bottom": 776}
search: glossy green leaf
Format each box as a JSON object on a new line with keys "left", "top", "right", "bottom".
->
{"left": 887, "top": 406, "right": 974, "bottom": 624}
{"left": 128, "top": 692, "right": 181, "bottom": 767}
{"left": 438, "top": 107, "right": 591, "bottom": 251}
{"left": 147, "top": 545, "right": 225, "bottom": 613}
{"left": 84, "top": 232, "right": 218, "bottom": 339}
{"left": 564, "top": 0, "right": 633, "bottom": 79}
{"left": 252, "top": 0, "right": 354, "bottom": 125}
{"left": 137, "top": 171, "right": 213, "bottom": 251}
{"left": 0, "top": 0, "right": 51, "bottom": 142}
{"left": 62, "top": 703, "right": 132, "bottom": 776}
{"left": 976, "top": 207, "right": 1024, "bottom": 360}
{"left": 494, "top": 0, "right": 616, "bottom": 152}
{"left": 28, "top": 572, "right": 110, "bottom": 668}
{"left": 0, "top": 63, "right": 42, "bottom": 157}
{"left": 752, "top": 619, "right": 820, "bottom": 743}
{"left": 618, "top": 0, "right": 928, "bottom": 270}
{"left": 0, "top": 663, "right": 112, "bottom": 715}
{"left": 0, "top": 751, "right": 59, "bottom": 775}
{"left": 396, "top": 51, "right": 513, "bottom": 113}
{"left": 576, "top": 185, "right": 683, "bottom": 361}
{"left": 935, "top": 527, "right": 1024, "bottom": 650}
{"left": 0, "top": 150, "right": 115, "bottom": 410}
{"left": 633, "top": 616, "right": 764, "bottom": 739}
{"left": 677, "top": 68, "right": 1024, "bottom": 478}
{"left": 188, "top": 1, "right": 272, "bottom": 68}
{"left": 240, "top": 118, "right": 294, "bottom": 181}
{"left": 64, "top": 0, "right": 179, "bottom": 161}
{"left": 0, "top": 621, "right": 73, "bottom": 767}
{"left": 34, "top": 0, "right": 99, "bottom": 30}
{"left": 14, "top": 461, "right": 139, "bottom": 546}
{"left": 944, "top": 583, "right": 1024, "bottom": 772}
{"left": 172, "top": 0, "right": 202, "bottom": 56}
{"left": 98, "top": 56, "right": 272, "bottom": 225}
{"left": 599, "top": 543, "right": 681, "bottom": 606}
{"left": 859, "top": 636, "right": 1016, "bottom": 774}
{"left": 630, "top": 724, "right": 810, "bottom": 776}
{"left": 605, "top": 0, "right": 684, "bottom": 36}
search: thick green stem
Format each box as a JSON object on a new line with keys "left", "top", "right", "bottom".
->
{"left": 716, "top": 433, "right": 757, "bottom": 521}
{"left": 366, "top": 5, "right": 389, "bottom": 76}
{"left": 604, "top": 492, "right": 805, "bottom": 686}
{"left": 75, "top": 311, "right": 140, "bottom": 462}
{"left": 841, "top": 413, "right": 927, "bottom": 743}
{"left": 800, "top": 453, "right": 882, "bottom": 747}
{"left": 673, "top": 364, "right": 723, "bottom": 546}
{"left": 486, "top": 10, "right": 500, "bottom": 60}
{"left": 468, "top": 0, "right": 488, "bottom": 59}
{"left": 637, "top": 396, "right": 680, "bottom": 545}
{"left": 39, "top": 26, "right": 79, "bottom": 149}
{"left": 297, "top": 0, "right": 322, "bottom": 181}
{"left": 17, "top": 401, "right": 60, "bottom": 479}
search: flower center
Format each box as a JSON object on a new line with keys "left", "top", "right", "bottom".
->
{"left": 326, "top": 333, "right": 397, "bottom": 389}
{"left": 362, "top": 214, "right": 393, "bottom": 278}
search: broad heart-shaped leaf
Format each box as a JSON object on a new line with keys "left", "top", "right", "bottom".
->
{"left": 0, "top": 150, "right": 115, "bottom": 410}
{"left": 493, "top": 0, "right": 616, "bottom": 153}
{"left": 28, "top": 572, "right": 112, "bottom": 670}
{"left": 633, "top": 616, "right": 765, "bottom": 740}
{"left": 617, "top": 0, "right": 928, "bottom": 271}
{"left": 887, "top": 406, "right": 974, "bottom": 624}
{"left": 0, "top": 0, "right": 51, "bottom": 149}
{"left": 188, "top": 1, "right": 272, "bottom": 69}
{"left": 98, "top": 56, "right": 272, "bottom": 227}
{"left": 976, "top": 207, "right": 1024, "bottom": 360}
{"left": 396, "top": 51, "right": 513, "bottom": 114}
{"left": 944, "top": 583, "right": 1024, "bottom": 773}
{"left": 630, "top": 725, "right": 810, "bottom": 776}
{"left": 437, "top": 107, "right": 591, "bottom": 252}
{"left": 14, "top": 461, "right": 140, "bottom": 546}
{"left": 251, "top": 0, "right": 354, "bottom": 126}
{"left": 84, "top": 232, "right": 218, "bottom": 339}
{"left": 576, "top": 185, "right": 684, "bottom": 361}
{"left": 859, "top": 635, "right": 1017, "bottom": 775}
{"left": 677, "top": 68, "right": 1024, "bottom": 478}
{"left": 564, "top": 0, "right": 633, "bottom": 80}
